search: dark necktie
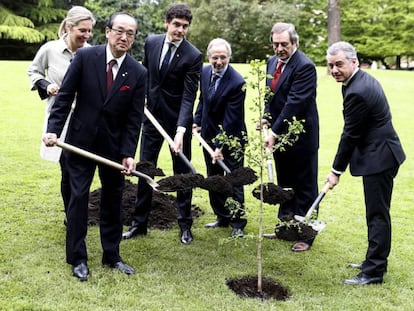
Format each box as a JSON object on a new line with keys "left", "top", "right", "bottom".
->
{"left": 207, "top": 73, "right": 220, "bottom": 102}
{"left": 160, "top": 43, "right": 173, "bottom": 77}
{"left": 270, "top": 61, "right": 283, "bottom": 92}
{"left": 106, "top": 59, "right": 117, "bottom": 93}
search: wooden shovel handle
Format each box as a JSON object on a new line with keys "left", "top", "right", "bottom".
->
{"left": 193, "top": 131, "right": 231, "bottom": 173}
{"left": 144, "top": 107, "right": 196, "bottom": 174}
{"left": 55, "top": 140, "right": 158, "bottom": 186}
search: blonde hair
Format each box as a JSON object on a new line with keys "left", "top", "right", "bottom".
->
{"left": 58, "top": 6, "right": 96, "bottom": 38}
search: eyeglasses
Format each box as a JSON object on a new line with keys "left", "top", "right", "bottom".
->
{"left": 110, "top": 28, "right": 136, "bottom": 39}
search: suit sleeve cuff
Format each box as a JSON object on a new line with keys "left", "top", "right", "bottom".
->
{"left": 331, "top": 168, "right": 343, "bottom": 177}
{"left": 176, "top": 126, "right": 186, "bottom": 134}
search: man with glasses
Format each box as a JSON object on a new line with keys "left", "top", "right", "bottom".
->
{"left": 123, "top": 3, "right": 202, "bottom": 244}
{"left": 43, "top": 12, "right": 147, "bottom": 281}
{"left": 261, "top": 23, "right": 320, "bottom": 253}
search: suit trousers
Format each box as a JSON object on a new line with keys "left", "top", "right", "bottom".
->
{"left": 59, "top": 151, "right": 70, "bottom": 214}
{"left": 202, "top": 147, "right": 246, "bottom": 229}
{"left": 134, "top": 121, "right": 193, "bottom": 229}
{"left": 274, "top": 149, "right": 318, "bottom": 219}
{"left": 361, "top": 165, "right": 399, "bottom": 277}
{"left": 65, "top": 152, "right": 124, "bottom": 266}
{"left": 274, "top": 149, "right": 318, "bottom": 245}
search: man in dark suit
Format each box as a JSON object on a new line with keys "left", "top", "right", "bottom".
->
{"left": 193, "top": 38, "right": 247, "bottom": 238}
{"left": 43, "top": 12, "right": 147, "bottom": 281}
{"left": 326, "top": 41, "right": 405, "bottom": 285}
{"left": 123, "top": 3, "right": 202, "bottom": 244}
{"left": 262, "top": 23, "right": 320, "bottom": 252}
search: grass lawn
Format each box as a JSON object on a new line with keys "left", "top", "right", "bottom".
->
{"left": 0, "top": 60, "right": 413, "bottom": 310}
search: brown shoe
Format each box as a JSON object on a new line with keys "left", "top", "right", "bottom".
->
{"left": 291, "top": 241, "right": 310, "bottom": 252}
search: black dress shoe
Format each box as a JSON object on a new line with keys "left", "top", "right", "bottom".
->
{"left": 104, "top": 261, "right": 135, "bottom": 275}
{"left": 122, "top": 225, "right": 147, "bottom": 240}
{"left": 343, "top": 273, "right": 383, "bottom": 285}
{"left": 231, "top": 228, "right": 244, "bottom": 238}
{"left": 72, "top": 262, "right": 89, "bottom": 281}
{"left": 204, "top": 221, "right": 229, "bottom": 228}
{"left": 180, "top": 229, "right": 193, "bottom": 244}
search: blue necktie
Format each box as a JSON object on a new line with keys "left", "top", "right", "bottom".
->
{"left": 207, "top": 73, "right": 220, "bottom": 102}
{"left": 160, "top": 43, "right": 173, "bottom": 76}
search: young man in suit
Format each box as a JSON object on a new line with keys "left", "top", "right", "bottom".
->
{"left": 326, "top": 41, "right": 405, "bottom": 285}
{"left": 261, "top": 23, "right": 320, "bottom": 252}
{"left": 193, "top": 38, "right": 247, "bottom": 238}
{"left": 43, "top": 12, "right": 147, "bottom": 281}
{"left": 122, "top": 3, "right": 202, "bottom": 244}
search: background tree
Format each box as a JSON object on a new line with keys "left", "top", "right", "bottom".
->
{"left": 341, "top": 0, "right": 414, "bottom": 69}
{"left": 189, "top": 0, "right": 299, "bottom": 63}
{"left": 327, "top": 0, "right": 340, "bottom": 46}
{"left": 85, "top": 0, "right": 169, "bottom": 61}
{"left": 0, "top": 0, "right": 71, "bottom": 59}
{"left": 2, "top": 0, "right": 414, "bottom": 68}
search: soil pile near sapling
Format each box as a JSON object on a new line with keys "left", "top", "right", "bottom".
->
{"left": 251, "top": 183, "right": 295, "bottom": 205}
{"left": 274, "top": 213, "right": 318, "bottom": 241}
{"left": 226, "top": 276, "right": 291, "bottom": 301}
{"left": 88, "top": 179, "right": 204, "bottom": 228}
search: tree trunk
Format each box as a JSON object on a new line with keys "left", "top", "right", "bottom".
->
{"left": 327, "top": 0, "right": 341, "bottom": 73}
{"left": 327, "top": 0, "right": 341, "bottom": 46}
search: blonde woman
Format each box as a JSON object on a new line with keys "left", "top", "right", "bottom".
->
{"left": 28, "top": 6, "right": 95, "bottom": 217}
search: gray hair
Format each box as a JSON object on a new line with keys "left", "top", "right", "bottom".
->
{"left": 206, "top": 38, "right": 232, "bottom": 58}
{"left": 327, "top": 41, "right": 357, "bottom": 60}
{"left": 270, "top": 22, "right": 299, "bottom": 47}
{"left": 58, "top": 6, "right": 96, "bottom": 37}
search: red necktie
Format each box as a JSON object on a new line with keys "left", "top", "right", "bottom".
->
{"left": 106, "top": 59, "right": 117, "bottom": 93}
{"left": 270, "top": 61, "right": 283, "bottom": 92}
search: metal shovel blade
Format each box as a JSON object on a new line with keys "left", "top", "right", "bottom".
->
{"left": 293, "top": 215, "right": 327, "bottom": 232}
{"left": 294, "top": 182, "right": 331, "bottom": 233}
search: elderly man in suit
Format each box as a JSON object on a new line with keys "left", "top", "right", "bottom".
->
{"left": 43, "top": 12, "right": 147, "bottom": 281}
{"left": 123, "top": 3, "right": 202, "bottom": 244}
{"left": 326, "top": 41, "right": 405, "bottom": 285}
{"left": 193, "top": 38, "right": 247, "bottom": 238}
{"left": 262, "top": 23, "right": 320, "bottom": 252}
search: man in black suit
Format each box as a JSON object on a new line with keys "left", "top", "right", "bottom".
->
{"left": 262, "top": 23, "right": 320, "bottom": 252}
{"left": 326, "top": 41, "right": 405, "bottom": 285}
{"left": 193, "top": 38, "right": 247, "bottom": 238}
{"left": 43, "top": 12, "right": 147, "bottom": 281}
{"left": 123, "top": 3, "right": 202, "bottom": 244}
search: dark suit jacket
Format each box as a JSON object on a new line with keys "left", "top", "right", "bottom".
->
{"left": 264, "top": 50, "right": 319, "bottom": 154}
{"left": 143, "top": 34, "right": 202, "bottom": 133}
{"left": 333, "top": 69, "right": 405, "bottom": 176}
{"left": 194, "top": 65, "right": 247, "bottom": 147}
{"left": 47, "top": 45, "right": 147, "bottom": 160}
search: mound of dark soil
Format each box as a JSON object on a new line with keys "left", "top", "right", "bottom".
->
{"left": 251, "top": 183, "right": 295, "bottom": 205}
{"left": 275, "top": 222, "right": 318, "bottom": 241}
{"left": 88, "top": 179, "right": 204, "bottom": 228}
{"left": 273, "top": 213, "right": 318, "bottom": 241}
{"left": 226, "top": 275, "right": 291, "bottom": 300}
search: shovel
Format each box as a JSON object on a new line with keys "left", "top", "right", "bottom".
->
{"left": 294, "top": 182, "right": 330, "bottom": 232}
{"left": 193, "top": 131, "right": 257, "bottom": 187}
{"left": 193, "top": 131, "right": 231, "bottom": 173}
{"left": 56, "top": 140, "right": 163, "bottom": 192}
{"left": 144, "top": 107, "right": 196, "bottom": 174}
{"left": 251, "top": 125, "right": 294, "bottom": 205}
